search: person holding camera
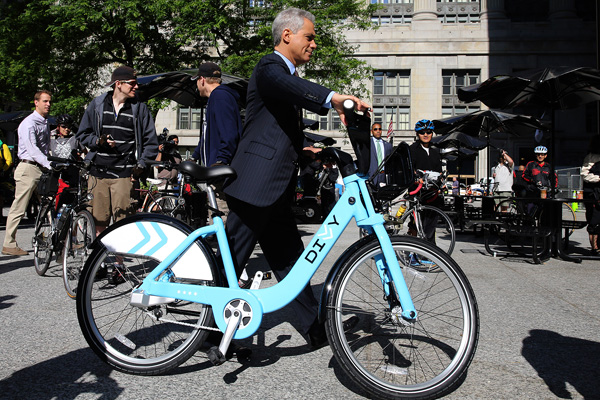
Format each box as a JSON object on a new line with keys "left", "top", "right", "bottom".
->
{"left": 155, "top": 130, "right": 181, "bottom": 189}
{"left": 493, "top": 149, "right": 514, "bottom": 211}
{"left": 76, "top": 65, "right": 158, "bottom": 237}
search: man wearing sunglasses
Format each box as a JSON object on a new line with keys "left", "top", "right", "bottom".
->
{"left": 368, "top": 123, "right": 393, "bottom": 187}
{"left": 76, "top": 65, "right": 158, "bottom": 238}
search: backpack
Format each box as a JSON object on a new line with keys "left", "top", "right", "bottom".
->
{"left": 0, "top": 139, "right": 13, "bottom": 171}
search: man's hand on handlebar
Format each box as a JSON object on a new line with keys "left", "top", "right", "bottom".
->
{"left": 331, "top": 94, "right": 371, "bottom": 126}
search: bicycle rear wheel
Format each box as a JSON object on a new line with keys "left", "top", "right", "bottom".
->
{"left": 397, "top": 205, "right": 456, "bottom": 255}
{"left": 63, "top": 210, "right": 95, "bottom": 299}
{"left": 33, "top": 202, "right": 55, "bottom": 276}
{"left": 326, "top": 235, "right": 479, "bottom": 400}
{"left": 76, "top": 217, "right": 218, "bottom": 375}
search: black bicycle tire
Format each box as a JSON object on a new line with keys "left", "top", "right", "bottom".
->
{"left": 399, "top": 204, "right": 456, "bottom": 255}
{"left": 33, "top": 202, "right": 54, "bottom": 276}
{"left": 76, "top": 215, "right": 218, "bottom": 375}
{"left": 63, "top": 210, "right": 95, "bottom": 299}
{"left": 325, "top": 235, "right": 479, "bottom": 400}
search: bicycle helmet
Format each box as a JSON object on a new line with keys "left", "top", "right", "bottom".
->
{"left": 56, "top": 114, "right": 74, "bottom": 128}
{"left": 534, "top": 145, "right": 548, "bottom": 154}
{"left": 415, "top": 119, "right": 434, "bottom": 132}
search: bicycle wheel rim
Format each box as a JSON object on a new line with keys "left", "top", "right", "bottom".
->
{"left": 63, "top": 211, "right": 95, "bottom": 298}
{"left": 33, "top": 204, "right": 54, "bottom": 275}
{"left": 328, "top": 237, "right": 478, "bottom": 397}
{"left": 78, "top": 248, "right": 213, "bottom": 372}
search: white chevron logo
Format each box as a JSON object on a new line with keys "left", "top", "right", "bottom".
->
{"left": 318, "top": 224, "right": 334, "bottom": 240}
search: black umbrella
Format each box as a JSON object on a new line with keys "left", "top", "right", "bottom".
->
{"left": 432, "top": 131, "right": 487, "bottom": 151}
{"left": 434, "top": 110, "right": 546, "bottom": 193}
{"left": 433, "top": 133, "right": 484, "bottom": 181}
{"left": 458, "top": 66, "right": 600, "bottom": 195}
{"left": 458, "top": 66, "right": 600, "bottom": 110}
{"left": 0, "top": 111, "right": 32, "bottom": 134}
{"left": 136, "top": 69, "right": 249, "bottom": 108}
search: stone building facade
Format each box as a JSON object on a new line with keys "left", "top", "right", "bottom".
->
{"left": 155, "top": 0, "right": 596, "bottom": 183}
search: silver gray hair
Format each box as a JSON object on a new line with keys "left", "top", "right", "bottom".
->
{"left": 272, "top": 8, "right": 315, "bottom": 47}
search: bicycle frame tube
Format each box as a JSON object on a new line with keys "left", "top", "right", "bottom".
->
{"left": 133, "top": 173, "right": 417, "bottom": 338}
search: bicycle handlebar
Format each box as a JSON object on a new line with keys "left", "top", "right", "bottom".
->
{"left": 408, "top": 182, "right": 423, "bottom": 196}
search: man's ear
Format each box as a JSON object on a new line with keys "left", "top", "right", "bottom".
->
{"left": 281, "top": 28, "right": 292, "bottom": 44}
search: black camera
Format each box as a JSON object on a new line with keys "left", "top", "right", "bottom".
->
{"left": 158, "top": 128, "right": 178, "bottom": 155}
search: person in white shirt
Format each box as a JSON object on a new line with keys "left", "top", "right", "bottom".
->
{"left": 493, "top": 149, "right": 514, "bottom": 211}
{"left": 2, "top": 90, "right": 52, "bottom": 256}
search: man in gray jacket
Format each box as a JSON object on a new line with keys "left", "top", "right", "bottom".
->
{"left": 76, "top": 65, "right": 158, "bottom": 237}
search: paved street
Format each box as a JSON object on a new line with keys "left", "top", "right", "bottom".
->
{"left": 1, "top": 209, "right": 599, "bottom": 400}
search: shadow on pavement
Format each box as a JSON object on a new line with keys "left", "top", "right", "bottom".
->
{"left": 522, "top": 329, "right": 600, "bottom": 399}
{"left": 0, "top": 347, "right": 123, "bottom": 399}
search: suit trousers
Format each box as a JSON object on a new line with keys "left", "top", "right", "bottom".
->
{"left": 225, "top": 193, "right": 319, "bottom": 335}
{"left": 3, "top": 162, "right": 43, "bottom": 248}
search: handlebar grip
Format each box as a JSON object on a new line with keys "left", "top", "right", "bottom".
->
{"left": 409, "top": 182, "right": 423, "bottom": 196}
{"left": 48, "top": 155, "right": 70, "bottom": 163}
{"left": 343, "top": 99, "right": 356, "bottom": 126}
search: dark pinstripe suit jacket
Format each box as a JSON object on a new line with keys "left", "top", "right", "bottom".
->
{"left": 224, "top": 53, "right": 332, "bottom": 207}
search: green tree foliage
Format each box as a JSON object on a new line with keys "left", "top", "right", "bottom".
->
{"left": 0, "top": 0, "right": 376, "bottom": 120}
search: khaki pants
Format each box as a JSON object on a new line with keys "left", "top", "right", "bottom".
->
{"left": 89, "top": 176, "right": 134, "bottom": 227}
{"left": 3, "top": 162, "right": 43, "bottom": 248}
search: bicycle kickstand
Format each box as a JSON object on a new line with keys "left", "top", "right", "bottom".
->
{"left": 207, "top": 309, "right": 242, "bottom": 366}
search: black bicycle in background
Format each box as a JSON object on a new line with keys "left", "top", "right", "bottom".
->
{"left": 33, "top": 155, "right": 95, "bottom": 299}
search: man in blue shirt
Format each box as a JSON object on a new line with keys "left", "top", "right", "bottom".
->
{"left": 3, "top": 90, "right": 53, "bottom": 256}
{"left": 191, "top": 62, "right": 242, "bottom": 168}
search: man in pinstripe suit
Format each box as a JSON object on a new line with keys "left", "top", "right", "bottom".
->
{"left": 223, "top": 7, "right": 370, "bottom": 347}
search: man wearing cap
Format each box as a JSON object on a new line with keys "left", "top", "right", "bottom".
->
{"left": 2, "top": 90, "right": 52, "bottom": 256}
{"left": 76, "top": 65, "right": 158, "bottom": 236}
{"left": 191, "top": 62, "right": 242, "bottom": 168}
{"left": 222, "top": 7, "right": 369, "bottom": 348}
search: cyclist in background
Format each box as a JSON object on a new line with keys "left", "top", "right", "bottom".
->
{"left": 523, "top": 145, "right": 557, "bottom": 197}
{"left": 408, "top": 119, "right": 443, "bottom": 244}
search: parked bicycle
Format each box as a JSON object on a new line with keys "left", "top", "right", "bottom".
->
{"left": 33, "top": 155, "right": 95, "bottom": 299}
{"left": 76, "top": 101, "right": 479, "bottom": 400}
{"left": 367, "top": 169, "right": 456, "bottom": 255}
{"left": 144, "top": 160, "right": 208, "bottom": 229}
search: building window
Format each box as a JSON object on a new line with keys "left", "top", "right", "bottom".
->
{"left": 374, "top": 71, "right": 410, "bottom": 96}
{"left": 442, "top": 70, "right": 479, "bottom": 96}
{"left": 437, "top": 1, "right": 480, "bottom": 23}
{"left": 373, "top": 107, "right": 410, "bottom": 132}
{"left": 304, "top": 110, "right": 343, "bottom": 132}
{"left": 178, "top": 107, "right": 203, "bottom": 130}
{"left": 371, "top": 1, "right": 413, "bottom": 25}
{"left": 442, "top": 70, "right": 480, "bottom": 116}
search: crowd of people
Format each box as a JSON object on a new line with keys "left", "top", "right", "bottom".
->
{"left": 0, "top": 7, "right": 369, "bottom": 352}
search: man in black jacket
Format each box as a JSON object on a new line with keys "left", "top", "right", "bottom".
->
{"left": 408, "top": 119, "right": 443, "bottom": 246}
{"left": 223, "top": 7, "right": 369, "bottom": 347}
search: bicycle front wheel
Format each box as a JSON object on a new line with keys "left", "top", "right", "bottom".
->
{"left": 63, "top": 210, "right": 95, "bottom": 299}
{"left": 326, "top": 235, "right": 479, "bottom": 400}
{"left": 76, "top": 218, "right": 218, "bottom": 375}
{"left": 33, "top": 202, "right": 55, "bottom": 276}
{"left": 147, "top": 195, "right": 188, "bottom": 223}
{"left": 397, "top": 205, "right": 456, "bottom": 255}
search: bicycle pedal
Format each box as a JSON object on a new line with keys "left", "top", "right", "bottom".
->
{"left": 207, "top": 346, "right": 226, "bottom": 366}
{"left": 262, "top": 271, "right": 272, "bottom": 280}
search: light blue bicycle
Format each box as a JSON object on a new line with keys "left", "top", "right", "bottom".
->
{"left": 76, "top": 101, "right": 479, "bottom": 400}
